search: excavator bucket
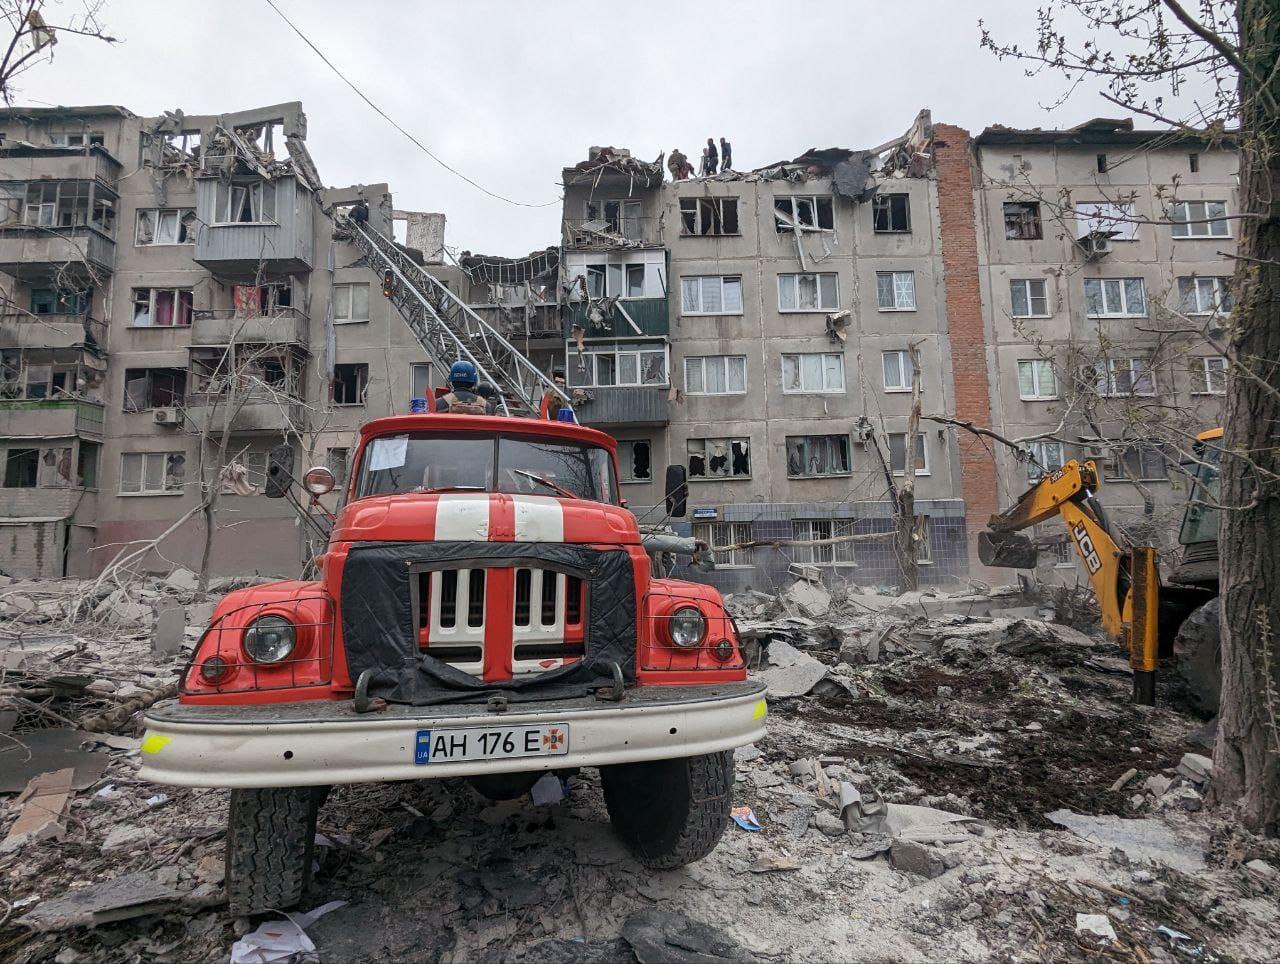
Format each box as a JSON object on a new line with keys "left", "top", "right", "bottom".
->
{"left": 977, "top": 530, "right": 1040, "bottom": 569}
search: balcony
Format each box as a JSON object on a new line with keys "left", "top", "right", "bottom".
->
{"left": 563, "top": 216, "right": 662, "bottom": 249}
{"left": 191, "top": 308, "right": 309, "bottom": 348}
{"left": 0, "top": 146, "right": 121, "bottom": 192}
{"left": 0, "top": 398, "right": 104, "bottom": 438}
{"left": 193, "top": 174, "right": 314, "bottom": 274}
{"left": 0, "top": 312, "right": 106, "bottom": 351}
{"left": 0, "top": 225, "right": 114, "bottom": 282}
{"left": 0, "top": 486, "right": 98, "bottom": 521}
{"left": 183, "top": 395, "right": 304, "bottom": 435}
{"left": 571, "top": 387, "right": 669, "bottom": 427}
{"left": 564, "top": 297, "right": 669, "bottom": 338}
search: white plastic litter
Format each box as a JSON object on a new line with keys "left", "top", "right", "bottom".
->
{"left": 229, "top": 900, "right": 347, "bottom": 963}
{"left": 1076, "top": 913, "right": 1117, "bottom": 940}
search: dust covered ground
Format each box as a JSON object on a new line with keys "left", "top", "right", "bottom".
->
{"left": 2, "top": 576, "right": 1279, "bottom": 962}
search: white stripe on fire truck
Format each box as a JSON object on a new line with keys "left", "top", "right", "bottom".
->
{"left": 433, "top": 492, "right": 491, "bottom": 541}
{"left": 511, "top": 495, "right": 565, "bottom": 543}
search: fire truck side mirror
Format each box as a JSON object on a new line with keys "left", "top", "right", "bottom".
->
{"left": 263, "top": 444, "right": 295, "bottom": 499}
{"left": 664, "top": 464, "right": 687, "bottom": 518}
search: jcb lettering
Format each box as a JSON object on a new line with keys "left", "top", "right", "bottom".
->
{"left": 1072, "top": 523, "right": 1103, "bottom": 574}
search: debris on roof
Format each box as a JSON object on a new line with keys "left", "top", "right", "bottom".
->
{"left": 563, "top": 146, "right": 664, "bottom": 189}
{"left": 458, "top": 248, "right": 559, "bottom": 286}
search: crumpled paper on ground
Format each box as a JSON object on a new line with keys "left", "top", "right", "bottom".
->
{"left": 229, "top": 900, "right": 347, "bottom": 963}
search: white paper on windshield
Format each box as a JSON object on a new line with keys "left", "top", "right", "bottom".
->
{"left": 367, "top": 435, "right": 408, "bottom": 471}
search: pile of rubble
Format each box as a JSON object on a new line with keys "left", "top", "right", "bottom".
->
{"left": 1, "top": 576, "right": 1278, "bottom": 962}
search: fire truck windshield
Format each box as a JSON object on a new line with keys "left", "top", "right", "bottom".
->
{"left": 355, "top": 433, "right": 618, "bottom": 504}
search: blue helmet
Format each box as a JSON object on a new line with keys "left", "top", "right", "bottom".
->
{"left": 448, "top": 359, "right": 478, "bottom": 389}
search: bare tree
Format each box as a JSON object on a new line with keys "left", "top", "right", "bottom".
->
{"left": 983, "top": 0, "right": 1279, "bottom": 835}
{"left": 0, "top": 0, "right": 117, "bottom": 104}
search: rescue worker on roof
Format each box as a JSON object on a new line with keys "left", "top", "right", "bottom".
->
{"left": 349, "top": 197, "right": 369, "bottom": 225}
{"left": 437, "top": 360, "right": 492, "bottom": 415}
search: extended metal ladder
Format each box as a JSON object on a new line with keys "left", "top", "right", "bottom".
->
{"left": 343, "top": 218, "right": 569, "bottom": 417}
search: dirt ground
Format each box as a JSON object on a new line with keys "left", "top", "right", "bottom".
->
{"left": 2, "top": 581, "right": 1280, "bottom": 962}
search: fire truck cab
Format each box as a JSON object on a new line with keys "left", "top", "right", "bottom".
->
{"left": 140, "top": 410, "right": 765, "bottom": 915}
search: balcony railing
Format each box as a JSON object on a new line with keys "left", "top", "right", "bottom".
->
{"left": 0, "top": 312, "right": 106, "bottom": 351}
{"left": 183, "top": 394, "right": 305, "bottom": 434}
{"left": 0, "top": 147, "right": 121, "bottom": 191}
{"left": 563, "top": 216, "right": 662, "bottom": 248}
{"left": 191, "top": 308, "right": 309, "bottom": 348}
{"left": 0, "top": 398, "right": 105, "bottom": 437}
{"left": 0, "top": 224, "right": 115, "bottom": 282}
{"left": 564, "top": 297, "right": 669, "bottom": 338}
{"left": 569, "top": 386, "right": 670, "bottom": 426}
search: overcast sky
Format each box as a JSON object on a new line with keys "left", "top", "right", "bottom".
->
{"left": 18, "top": 0, "right": 1179, "bottom": 254}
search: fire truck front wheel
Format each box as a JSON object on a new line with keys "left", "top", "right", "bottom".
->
{"left": 225, "top": 786, "right": 326, "bottom": 916}
{"left": 600, "top": 751, "right": 732, "bottom": 869}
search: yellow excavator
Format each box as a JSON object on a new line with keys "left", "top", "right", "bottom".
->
{"left": 978, "top": 429, "right": 1223, "bottom": 707}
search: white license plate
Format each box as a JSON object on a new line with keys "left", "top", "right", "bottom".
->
{"left": 414, "top": 723, "right": 569, "bottom": 764}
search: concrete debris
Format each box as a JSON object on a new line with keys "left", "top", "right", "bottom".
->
{"left": 889, "top": 840, "right": 946, "bottom": 879}
{"left": 18, "top": 872, "right": 189, "bottom": 932}
{"left": 1076, "top": 913, "right": 1118, "bottom": 940}
{"left": 0, "top": 729, "right": 109, "bottom": 793}
{"left": 1177, "top": 753, "right": 1214, "bottom": 783}
{"left": 621, "top": 909, "right": 755, "bottom": 964}
{"left": 757, "top": 640, "right": 828, "bottom": 698}
{"left": 1, "top": 767, "right": 73, "bottom": 852}
{"left": 1246, "top": 859, "right": 1278, "bottom": 879}
{"left": 1045, "top": 810, "right": 1208, "bottom": 873}
{"left": 784, "top": 579, "right": 830, "bottom": 618}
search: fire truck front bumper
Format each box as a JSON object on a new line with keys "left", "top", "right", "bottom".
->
{"left": 139, "top": 681, "right": 767, "bottom": 788}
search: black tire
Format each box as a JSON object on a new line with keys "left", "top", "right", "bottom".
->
{"left": 600, "top": 751, "right": 732, "bottom": 869}
{"left": 226, "top": 787, "right": 324, "bottom": 916}
{"left": 1174, "top": 599, "right": 1222, "bottom": 714}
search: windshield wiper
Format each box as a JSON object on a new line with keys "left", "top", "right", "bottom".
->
{"left": 512, "top": 470, "right": 579, "bottom": 500}
{"left": 417, "top": 485, "right": 486, "bottom": 494}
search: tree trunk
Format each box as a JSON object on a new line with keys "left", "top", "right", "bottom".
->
{"left": 1211, "top": 0, "right": 1280, "bottom": 836}
{"left": 897, "top": 343, "right": 924, "bottom": 592}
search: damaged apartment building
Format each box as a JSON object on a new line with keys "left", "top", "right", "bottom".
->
{"left": 0, "top": 102, "right": 1236, "bottom": 589}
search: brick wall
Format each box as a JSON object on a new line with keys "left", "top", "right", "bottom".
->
{"left": 932, "top": 124, "right": 1002, "bottom": 581}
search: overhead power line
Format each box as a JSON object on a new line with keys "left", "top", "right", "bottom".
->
{"left": 262, "top": 0, "right": 560, "bottom": 209}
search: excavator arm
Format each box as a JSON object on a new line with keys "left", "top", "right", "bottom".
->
{"left": 979, "top": 460, "right": 1161, "bottom": 704}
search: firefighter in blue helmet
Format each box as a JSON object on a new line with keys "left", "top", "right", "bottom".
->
{"left": 437, "top": 360, "right": 492, "bottom": 415}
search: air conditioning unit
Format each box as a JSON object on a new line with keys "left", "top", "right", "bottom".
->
{"left": 153, "top": 407, "right": 180, "bottom": 425}
{"left": 1077, "top": 231, "right": 1114, "bottom": 260}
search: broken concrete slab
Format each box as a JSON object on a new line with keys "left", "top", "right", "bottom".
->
{"left": 1, "top": 767, "right": 73, "bottom": 852}
{"left": 1045, "top": 809, "right": 1207, "bottom": 873}
{"left": 162, "top": 567, "right": 199, "bottom": 593}
{"left": 17, "top": 872, "right": 188, "bottom": 932}
{"left": 1177, "top": 752, "right": 1213, "bottom": 783}
{"left": 621, "top": 909, "right": 756, "bottom": 963}
{"left": 0, "top": 728, "right": 109, "bottom": 793}
{"left": 757, "top": 640, "right": 827, "bottom": 698}
{"left": 152, "top": 604, "right": 186, "bottom": 655}
{"left": 784, "top": 579, "right": 830, "bottom": 619}
{"left": 889, "top": 840, "right": 946, "bottom": 879}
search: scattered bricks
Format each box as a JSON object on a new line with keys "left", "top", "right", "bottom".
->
{"left": 889, "top": 840, "right": 946, "bottom": 879}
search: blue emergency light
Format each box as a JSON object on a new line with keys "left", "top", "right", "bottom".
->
{"left": 410, "top": 397, "right": 428, "bottom": 414}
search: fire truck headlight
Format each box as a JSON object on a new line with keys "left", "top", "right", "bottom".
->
{"left": 244, "top": 616, "right": 297, "bottom": 664}
{"left": 669, "top": 607, "right": 707, "bottom": 648}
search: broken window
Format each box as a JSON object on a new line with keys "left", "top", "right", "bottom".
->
{"left": 567, "top": 342, "right": 667, "bottom": 388}
{"left": 1104, "top": 444, "right": 1168, "bottom": 482}
{"left": 888, "top": 433, "right": 929, "bottom": 475}
{"left": 1017, "top": 359, "right": 1058, "bottom": 400}
{"left": 30, "top": 288, "right": 90, "bottom": 315}
{"left": 585, "top": 199, "right": 642, "bottom": 239}
{"left": 875, "top": 271, "right": 916, "bottom": 310}
{"left": 687, "top": 438, "right": 750, "bottom": 479}
{"left": 781, "top": 352, "right": 844, "bottom": 393}
{"left": 625, "top": 264, "right": 646, "bottom": 299}
{"left": 778, "top": 273, "right": 838, "bottom": 311}
{"left": 1189, "top": 356, "right": 1227, "bottom": 395}
{"left": 333, "top": 282, "right": 371, "bottom": 323}
{"left": 791, "top": 519, "right": 857, "bottom": 566}
{"left": 221, "top": 450, "right": 271, "bottom": 496}
{"left": 233, "top": 283, "right": 292, "bottom": 316}
{"left": 1083, "top": 278, "right": 1146, "bottom": 317}
{"left": 20, "top": 364, "right": 75, "bottom": 399}
{"left": 774, "top": 196, "right": 834, "bottom": 233}
{"left": 616, "top": 439, "right": 652, "bottom": 483}
{"left": 75, "top": 441, "right": 100, "bottom": 488}
{"left": 680, "top": 276, "right": 743, "bottom": 315}
{"left": 1170, "top": 200, "right": 1229, "bottom": 238}
{"left": 872, "top": 193, "right": 911, "bottom": 233}
{"left": 585, "top": 264, "right": 606, "bottom": 299}
{"left": 39, "top": 447, "right": 72, "bottom": 488}
{"left": 332, "top": 363, "right": 368, "bottom": 405}
{"left": 3, "top": 448, "right": 39, "bottom": 488}
{"left": 327, "top": 447, "right": 349, "bottom": 486}
{"left": 131, "top": 288, "right": 194, "bottom": 327}
{"left": 786, "top": 435, "right": 851, "bottom": 478}
{"left": 694, "top": 521, "right": 754, "bottom": 568}
{"left": 215, "top": 180, "right": 276, "bottom": 224}
{"left": 136, "top": 208, "right": 196, "bottom": 245}
{"left": 120, "top": 451, "right": 185, "bottom": 495}
{"left": 1009, "top": 278, "right": 1050, "bottom": 317}
{"left": 124, "top": 368, "right": 187, "bottom": 411}
{"left": 882, "top": 350, "right": 915, "bottom": 392}
{"left": 679, "top": 197, "right": 739, "bottom": 236}
{"left": 1177, "top": 276, "right": 1232, "bottom": 315}
{"left": 1097, "top": 357, "right": 1155, "bottom": 396}
{"left": 1075, "top": 201, "right": 1137, "bottom": 241}
{"left": 1026, "top": 441, "right": 1065, "bottom": 482}
{"left": 684, "top": 355, "right": 746, "bottom": 395}
{"left": 50, "top": 131, "right": 103, "bottom": 147}
{"left": 1003, "top": 201, "right": 1042, "bottom": 240}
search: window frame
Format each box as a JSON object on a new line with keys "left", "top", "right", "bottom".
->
{"left": 888, "top": 432, "right": 930, "bottom": 476}
{"left": 118, "top": 450, "right": 184, "bottom": 496}
{"left": 134, "top": 207, "right": 196, "bottom": 246}
{"left": 1017, "top": 359, "right": 1058, "bottom": 401}
{"left": 872, "top": 193, "right": 911, "bottom": 233}
{"left": 875, "top": 270, "right": 917, "bottom": 311}
{"left": 332, "top": 282, "right": 371, "bottom": 323}
{"left": 777, "top": 272, "right": 839, "bottom": 312}
{"left": 1177, "top": 276, "right": 1232, "bottom": 316}
{"left": 694, "top": 521, "right": 754, "bottom": 569}
{"left": 1105, "top": 443, "right": 1170, "bottom": 482}
{"left": 881, "top": 349, "right": 915, "bottom": 393}
{"left": 1009, "top": 278, "right": 1050, "bottom": 318}
{"left": 616, "top": 438, "right": 653, "bottom": 484}
{"left": 686, "top": 437, "right": 751, "bottom": 481}
{"left": 774, "top": 195, "right": 834, "bottom": 233}
{"left": 1083, "top": 277, "right": 1148, "bottom": 318}
{"left": 781, "top": 352, "right": 846, "bottom": 394}
{"left": 129, "top": 287, "right": 194, "bottom": 328}
{"left": 683, "top": 354, "right": 747, "bottom": 396}
{"left": 213, "top": 179, "right": 277, "bottom": 226}
{"left": 679, "top": 275, "right": 744, "bottom": 316}
{"left": 1003, "top": 201, "right": 1043, "bottom": 240}
{"left": 1026, "top": 440, "right": 1066, "bottom": 481}
{"left": 566, "top": 341, "right": 669, "bottom": 389}
{"left": 678, "top": 196, "right": 740, "bottom": 236}
{"left": 332, "top": 363, "right": 369, "bottom": 406}
{"left": 1098, "top": 357, "right": 1156, "bottom": 397}
{"left": 791, "top": 518, "right": 858, "bottom": 567}
{"left": 1190, "top": 356, "right": 1227, "bottom": 396}
{"left": 785, "top": 434, "right": 852, "bottom": 479}
{"left": 1170, "top": 199, "right": 1230, "bottom": 239}
{"left": 1074, "top": 201, "right": 1138, "bottom": 241}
